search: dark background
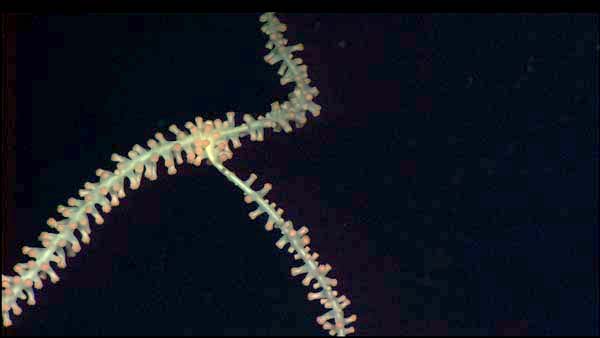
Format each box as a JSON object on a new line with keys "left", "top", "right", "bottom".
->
{"left": 3, "top": 12, "right": 598, "bottom": 336}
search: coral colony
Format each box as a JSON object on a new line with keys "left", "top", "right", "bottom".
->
{"left": 2, "top": 13, "right": 356, "bottom": 336}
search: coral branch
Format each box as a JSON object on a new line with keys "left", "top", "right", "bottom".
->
{"left": 2, "top": 111, "right": 270, "bottom": 328}
{"left": 210, "top": 164, "right": 357, "bottom": 336}
{"left": 3, "top": 12, "right": 355, "bottom": 336}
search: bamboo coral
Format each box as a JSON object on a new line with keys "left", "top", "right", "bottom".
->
{"left": 2, "top": 13, "right": 356, "bottom": 336}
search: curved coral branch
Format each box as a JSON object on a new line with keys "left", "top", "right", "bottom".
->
{"left": 259, "top": 12, "right": 322, "bottom": 132}
{"left": 2, "top": 111, "right": 268, "bottom": 328}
